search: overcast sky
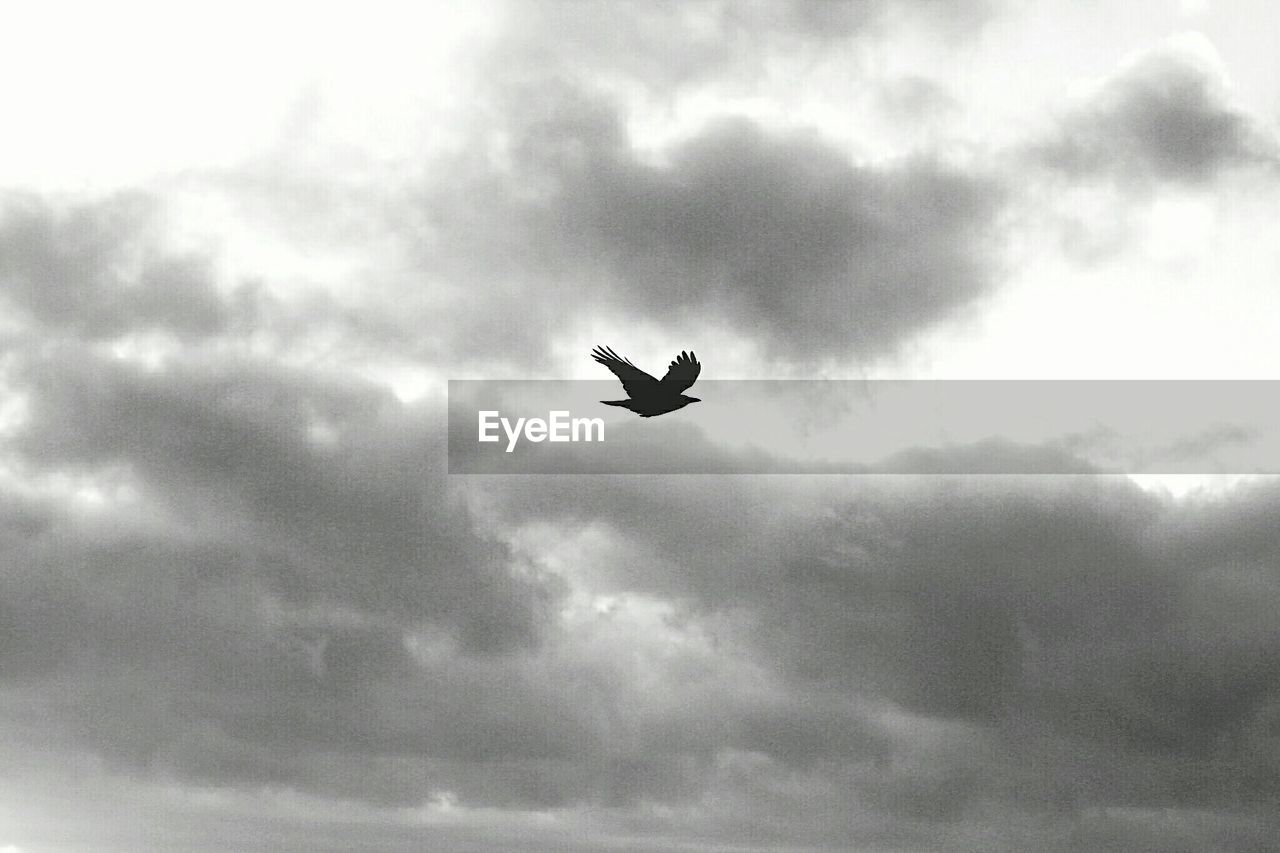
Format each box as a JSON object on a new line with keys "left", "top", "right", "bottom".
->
{"left": 3, "top": 1, "right": 1280, "bottom": 851}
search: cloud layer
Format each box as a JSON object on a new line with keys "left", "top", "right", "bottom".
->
{"left": 4, "top": 2, "right": 1280, "bottom": 852}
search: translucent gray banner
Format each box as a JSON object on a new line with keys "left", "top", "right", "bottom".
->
{"left": 447, "top": 380, "right": 1280, "bottom": 474}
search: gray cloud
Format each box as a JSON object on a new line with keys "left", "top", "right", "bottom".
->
{"left": 571, "top": 119, "right": 1003, "bottom": 359}
{"left": 423, "top": 95, "right": 1004, "bottom": 363}
{"left": 0, "top": 193, "right": 233, "bottom": 340}
{"left": 0, "top": 347, "right": 591, "bottom": 808}
{"left": 1035, "top": 43, "right": 1273, "bottom": 185}
{"left": 6, "top": 346, "right": 558, "bottom": 653}
{"left": 473, "top": 472, "right": 1280, "bottom": 845}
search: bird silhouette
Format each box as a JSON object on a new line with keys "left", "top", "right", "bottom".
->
{"left": 592, "top": 346, "right": 702, "bottom": 417}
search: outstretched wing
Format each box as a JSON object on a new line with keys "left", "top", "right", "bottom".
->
{"left": 592, "top": 346, "right": 659, "bottom": 398}
{"left": 659, "top": 350, "right": 700, "bottom": 393}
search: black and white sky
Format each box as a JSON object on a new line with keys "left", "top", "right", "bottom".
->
{"left": 3, "top": 1, "right": 1280, "bottom": 851}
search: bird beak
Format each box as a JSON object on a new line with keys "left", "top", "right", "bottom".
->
{"left": 689, "top": 397, "right": 701, "bottom": 403}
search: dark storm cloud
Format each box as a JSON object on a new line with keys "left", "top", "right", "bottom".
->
{"left": 0, "top": 344, "right": 894, "bottom": 817}
{"left": 0, "top": 193, "right": 232, "bottom": 339}
{"left": 0, "top": 344, "right": 606, "bottom": 808}
{"left": 5, "top": 345, "right": 557, "bottom": 652}
{"left": 1035, "top": 43, "right": 1274, "bottom": 185}
{"left": 426, "top": 96, "right": 1003, "bottom": 363}
{"left": 572, "top": 119, "right": 1002, "bottom": 359}
{"left": 478, "top": 472, "right": 1280, "bottom": 845}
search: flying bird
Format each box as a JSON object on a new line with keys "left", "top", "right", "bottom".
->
{"left": 591, "top": 346, "right": 702, "bottom": 417}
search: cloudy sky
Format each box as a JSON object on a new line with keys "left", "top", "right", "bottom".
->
{"left": 3, "top": 1, "right": 1280, "bottom": 851}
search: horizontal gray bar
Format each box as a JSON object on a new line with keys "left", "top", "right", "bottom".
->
{"left": 448, "top": 380, "right": 1280, "bottom": 474}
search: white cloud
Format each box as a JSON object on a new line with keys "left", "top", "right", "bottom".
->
{"left": 0, "top": 1, "right": 498, "bottom": 191}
